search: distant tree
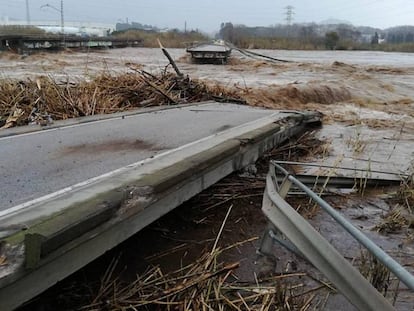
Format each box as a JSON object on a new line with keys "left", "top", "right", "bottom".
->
{"left": 336, "top": 24, "right": 361, "bottom": 41}
{"left": 115, "top": 21, "right": 158, "bottom": 32}
{"left": 219, "top": 22, "right": 234, "bottom": 42}
{"left": 300, "top": 25, "right": 316, "bottom": 39}
{"left": 325, "top": 31, "right": 339, "bottom": 49}
{"left": 385, "top": 26, "right": 414, "bottom": 43}
{"left": 371, "top": 31, "right": 379, "bottom": 44}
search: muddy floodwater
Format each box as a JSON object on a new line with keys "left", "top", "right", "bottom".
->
{"left": 1, "top": 47, "right": 413, "bottom": 123}
{"left": 1, "top": 48, "right": 414, "bottom": 310}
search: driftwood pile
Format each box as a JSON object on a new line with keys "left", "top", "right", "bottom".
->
{"left": 0, "top": 71, "right": 243, "bottom": 129}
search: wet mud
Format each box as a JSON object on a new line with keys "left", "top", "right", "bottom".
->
{"left": 59, "top": 139, "right": 159, "bottom": 156}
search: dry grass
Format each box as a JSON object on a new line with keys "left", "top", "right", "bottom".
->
{"left": 81, "top": 249, "right": 317, "bottom": 310}
{"left": 358, "top": 250, "right": 392, "bottom": 296}
{"left": 0, "top": 66, "right": 352, "bottom": 129}
{"left": 394, "top": 178, "right": 414, "bottom": 215}
{"left": 346, "top": 127, "right": 367, "bottom": 154}
{"left": 0, "top": 25, "right": 46, "bottom": 36}
{"left": 80, "top": 237, "right": 329, "bottom": 311}
{"left": 0, "top": 71, "right": 242, "bottom": 129}
{"left": 112, "top": 30, "right": 209, "bottom": 48}
{"left": 374, "top": 207, "right": 409, "bottom": 234}
{"left": 384, "top": 176, "right": 414, "bottom": 217}
{"left": 265, "top": 130, "right": 330, "bottom": 162}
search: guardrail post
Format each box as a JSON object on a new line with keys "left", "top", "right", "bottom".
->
{"left": 258, "top": 173, "right": 294, "bottom": 263}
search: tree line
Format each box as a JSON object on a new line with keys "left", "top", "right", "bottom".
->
{"left": 218, "top": 22, "right": 414, "bottom": 50}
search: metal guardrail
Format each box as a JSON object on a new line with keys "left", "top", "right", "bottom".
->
{"left": 259, "top": 160, "right": 414, "bottom": 310}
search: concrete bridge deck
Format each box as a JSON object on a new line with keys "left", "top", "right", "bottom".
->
{"left": 0, "top": 102, "right": 320, "bottom": 310}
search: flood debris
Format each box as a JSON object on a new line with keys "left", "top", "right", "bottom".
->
{"left": 0, "top": 71, "right": 242, "bottom": 129}
{"left": 81, "top": 225, "right": 329, "bottom": 311}
{"left": 374, "top": 207, "right": 412, "bottom": 234}
{"left": 158, "top": 39, "right": 183, "bottom": 77}
{"left": 80, "top": 247, "right": 328, "bottom": 311}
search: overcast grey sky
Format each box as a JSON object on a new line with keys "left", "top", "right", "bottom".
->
{"left": 1, "top": 0, "right": 413, "bottom": 32}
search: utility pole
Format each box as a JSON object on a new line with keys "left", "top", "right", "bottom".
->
{"left": 26, "top": 0, "right": 31, "bottom": 25}
{"left": 284, "top": 5, "right": 294, "bottom": 37}
{"left": 285, "top": 5, "right": 294, "bottom": 26}
{"left": 60, "top": 0, "right": 64, "bottom": 40}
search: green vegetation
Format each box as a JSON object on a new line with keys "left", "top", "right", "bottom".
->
{"left": 325, "top": 31, "right": 340, "bottom": 50}
{"left": 218, "top": 22, "right": 414, "bottom": 52}
{"left": 222, "top": 36, "right": 325, "bottom": 50}
{"left": 2, "top": 22, "right": 414, "bottom": 52}
{"left": 229, "top": 35, "right": 414, "bottom": 52}
{"left": 0, "top": 25, "right": 46, "bottom": 36}
{"left": 111, "top": 29, "right": 209, "bottom": 48}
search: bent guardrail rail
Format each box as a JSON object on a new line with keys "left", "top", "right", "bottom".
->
{"left": 260, "top": 161, "right": 414, "bottom": 310}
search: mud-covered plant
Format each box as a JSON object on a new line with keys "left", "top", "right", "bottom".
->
{"left": 358, "top": 250, "right": 391, "bottom": 296}
{"left": 374, "top": 206, "right": 409, "bottom": 234}
{"left": 270, "top": 282, "right": 312, "bottom": 311}
{"left": 346, "top": 126, "right": 367, "bottom": 154}
{"left": 397, "top": 176, "right": 414, "bottom": 214}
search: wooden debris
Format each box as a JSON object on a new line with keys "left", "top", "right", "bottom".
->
{"left": 158, "top": 39, "right": 183, "bottom": 77}
{"left": 0, "top": 255, "right": 7, "bottom": 266}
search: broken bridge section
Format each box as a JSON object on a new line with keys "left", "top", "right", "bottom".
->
{"left": 0, "top": 102, "right": 321, "bottom": 310}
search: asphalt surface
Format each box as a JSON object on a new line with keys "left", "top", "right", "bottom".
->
{"left": 0, "top": 102, "right": 276, "bottom": 211}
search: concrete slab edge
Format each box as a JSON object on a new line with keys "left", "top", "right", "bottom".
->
{"left": 0, "top": 102, "right": 206, "bottom": 139}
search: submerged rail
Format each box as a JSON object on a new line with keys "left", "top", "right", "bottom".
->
{"left": 260, "top": 160, "right": 414, "bottom": 310}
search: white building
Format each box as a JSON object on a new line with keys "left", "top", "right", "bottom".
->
{"left": 0, "top": 18, "right": 115, "bottom": 37}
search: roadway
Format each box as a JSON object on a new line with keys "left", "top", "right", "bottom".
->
{"left": 0, "top": 102, "right": 277, "bottom": 211}
{"left": 0, "top": 102, "right": 320, "bottom": 310}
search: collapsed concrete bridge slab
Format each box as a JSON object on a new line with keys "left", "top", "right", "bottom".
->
{"left": 0, "top": 102, "right": 321, "bottom": 310}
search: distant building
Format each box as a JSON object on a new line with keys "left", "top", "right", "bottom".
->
{"left": 0, "top": 19, "right": 115, "bottom": 37}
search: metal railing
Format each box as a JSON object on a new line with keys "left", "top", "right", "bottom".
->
{"left": 260, "top": 160, "right": 414, "bottom": 310}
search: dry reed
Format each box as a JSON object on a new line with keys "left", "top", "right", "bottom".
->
{"left": 374, "top": 206, "right": 410, "bottom": 234}
{"left": 81, "top": 242, "right": 324, "bottom": 311}
{"left": 0, "top": 71, "right": 243, "bottom": 129}
{"left": 358, "top": 250, "right": 392, "bottom": 297}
